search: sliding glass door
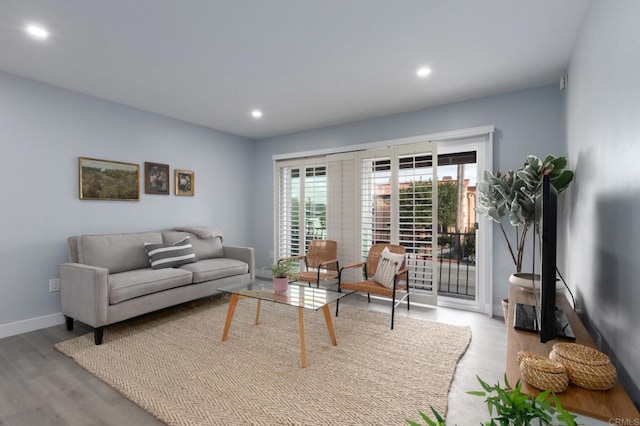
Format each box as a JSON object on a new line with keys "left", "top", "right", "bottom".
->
{"left": 359, "top": 142, "right": 438, "bottom": 305}
{"left": 275, "top": 127, "right": 493, "bottom": 314}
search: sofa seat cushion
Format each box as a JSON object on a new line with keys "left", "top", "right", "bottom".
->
{"left": 109, "top": 268, "right": 193, "bottom": 304}
{"left": 178, "top": 258, "right": 248, "bottom": 284}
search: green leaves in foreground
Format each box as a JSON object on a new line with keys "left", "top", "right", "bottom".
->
{"left": 407, "top": 406, "right": 446, "bottom": 426}
{"left": 408, "top": 375, "right": 578, "bottom": 426}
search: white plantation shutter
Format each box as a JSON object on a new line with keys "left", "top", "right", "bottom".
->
{"left": 327, "top": 153, "right": 359, "bottom": 282}
{"left": 359, "top": 149, "right": 394, "bottom": 259}
{"left": 303, "top": 164, "right": 327, "bottom": 246}
{"left": 276, "top": 158, "right": 327, "bottom": 260}
{"left": 395, "top": 145, "right": 438, "bottom": 299}
{"left": 358, "top": 142, "right": 438, "bottom": 303}
{"left": 275, "top": 128, "right": 492, "bottom": 312}
{"left": 278, "top": 142, "right": 437, "bottom": 303}
{"left": 276, "top": 163, "right": 302, "bottom": 259}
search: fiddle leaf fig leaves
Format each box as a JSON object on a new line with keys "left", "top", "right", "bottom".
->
{"left": 474, "top": 154, "right": 574, "bottom": 271}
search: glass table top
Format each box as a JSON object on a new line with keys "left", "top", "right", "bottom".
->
{"left": 217, "top": 281, "right": 345, "bottom": 310}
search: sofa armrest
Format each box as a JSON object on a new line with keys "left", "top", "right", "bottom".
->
{"left": 58, "top": 262, "right": 109, "bottom": 327}
{"left": 223, "top": 246, "right": 255, "bottom": 282}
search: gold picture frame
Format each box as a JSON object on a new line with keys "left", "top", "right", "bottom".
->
{"left": 175, "top": 169, "right": 194, "bottom": 196}
{"left": 144, "top": 162, "right": 170, "bottom": 195}
{"left": 79, "top": 157, "right": 139, "bottom": 201}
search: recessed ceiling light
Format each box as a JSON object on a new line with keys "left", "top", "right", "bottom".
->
{"left": 25, "top": 24, "right": 49, "bottom": 39}
{"left": 416, "top": 67, "right": 431, "bottom": 78}
{"left": 251, "top": 110, "right": 263, "bottom": 119}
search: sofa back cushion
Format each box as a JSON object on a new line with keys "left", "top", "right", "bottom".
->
{"left": 162, "top": 231, "right": 224, "bottom": 260}
{"left": 77, "top": 232, "right": 163, "bottom": 273}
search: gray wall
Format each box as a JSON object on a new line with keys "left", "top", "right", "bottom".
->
{"left": 0, "top": 71, "right": 254, "bottom": 331}
{"left": 565, "top": 0, "right": 640, "bottom": 406}
{"left": 253, "top": 84, "right": 567, "bottom": 311}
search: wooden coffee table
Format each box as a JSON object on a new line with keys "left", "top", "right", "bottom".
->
{"left": 218, "top": 281, "right": 346, "bottom": 368}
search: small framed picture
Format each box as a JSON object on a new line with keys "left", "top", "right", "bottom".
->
{"left": 79, "top": 157, "right": 139, "bottom": 201}
{"left": 144, "top": 162, "right": 170, "bottom": 195}
{"left": 175, "top": 169, "right": 194, "bottom": 196}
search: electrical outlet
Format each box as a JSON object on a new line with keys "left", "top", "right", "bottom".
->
{"left": 49, "top": 278, "right": 60, "bottom": 292}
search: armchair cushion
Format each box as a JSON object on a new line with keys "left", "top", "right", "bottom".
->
{"left": 372, "top": 247, "right": 405, "bottom": 288}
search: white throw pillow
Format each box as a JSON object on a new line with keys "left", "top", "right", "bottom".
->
{"left": 372, "top": 247, "right": 405, "bottom": 288}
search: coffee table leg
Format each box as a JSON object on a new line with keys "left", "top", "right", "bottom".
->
{"left": 255, "top": 300, "right": 261, "bottom": 325}
{"left": 298, "top": 306, "right": 307, "bottom": 368}
{"left": 222, "top": 294, "right": 239, "bottom": 341}
{"left": 322, "top": 304, "right": 338, "bottom": 346}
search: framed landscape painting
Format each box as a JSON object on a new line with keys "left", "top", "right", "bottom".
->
{"left": 144, "top": 162, "right": 170, "bottom": 195}
{"left": 175, "top": 169, "right": 194, "bottom": 196}
{"left": 79, "top": 157, "right": 140, "bottom": 201}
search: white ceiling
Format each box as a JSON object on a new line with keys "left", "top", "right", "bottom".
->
{"left": 0, "top": 1, "right": 589, "bottom": 139}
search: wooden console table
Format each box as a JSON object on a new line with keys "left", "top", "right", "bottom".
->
{"left": 506, "top": 285, "right": 639, "bottom": 421}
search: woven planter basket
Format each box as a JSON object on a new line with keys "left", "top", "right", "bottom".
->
{"left": 549, "top": 343, "right": 617, "bottom": 391}
{"left": 517, "top": 351, "right": 568, "bottom": 393}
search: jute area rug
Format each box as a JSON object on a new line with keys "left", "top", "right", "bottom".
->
{"left": 55, "top": 296, "right": 471, "bottom": 425}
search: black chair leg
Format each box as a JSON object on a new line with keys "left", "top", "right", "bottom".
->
{"left": 391, "top": 292, "right": 396, "bottom": 330}
{"left": 367, "top": 293, "right": 371, "bottom": 303}
{"left": 406, "top": 272, "right": 411, "bottom": 311}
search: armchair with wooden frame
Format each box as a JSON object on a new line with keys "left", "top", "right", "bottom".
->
{"left": 335, "top": 244, "right": 410, "bottom": 329}
{"left": 278, "top": 239, "right": 340, "bottom": 288}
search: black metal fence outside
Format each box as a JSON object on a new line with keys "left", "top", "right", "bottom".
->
{"left": 409, "top": 231, "right": 476, "bottom": 299}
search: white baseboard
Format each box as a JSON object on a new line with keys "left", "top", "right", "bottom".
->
{"left": 0, "top": 312, "right": 65, "bottom": 340}
{"left": 493, "top": 302, "right": 503, "bottom": 318}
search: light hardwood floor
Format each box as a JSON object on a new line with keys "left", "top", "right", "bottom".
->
{"left": 0, "top": 295, "right": 507, "bottom": 425}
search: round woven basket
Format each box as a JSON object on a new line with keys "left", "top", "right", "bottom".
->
{"left": 550, "top": 343, "right": 617, "bottom": 391}
{"left": 517, "top": 351, "right": 568, "bottom": 393}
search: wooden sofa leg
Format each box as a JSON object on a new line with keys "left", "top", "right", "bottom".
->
{"left": 65, "top": 316, "right": 74, "bottom": 331}
{"left": 94, "top": 327, "right": 104, "bottom": 345}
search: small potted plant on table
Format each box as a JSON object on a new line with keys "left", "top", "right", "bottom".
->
{"left": 271, "top": 260, "right": 296, "bottom": 293}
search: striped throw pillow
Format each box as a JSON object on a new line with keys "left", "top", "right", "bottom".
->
{"left": 144, "top": 236, "right": 197, "bottom": 269}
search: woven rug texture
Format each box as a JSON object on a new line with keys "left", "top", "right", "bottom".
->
{"left": 55, "top": 296, "right": 471, "bottom": 425}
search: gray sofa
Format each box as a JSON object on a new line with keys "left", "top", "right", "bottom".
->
{"left": 59, "top": 228, "right": 254, "bottom": 344}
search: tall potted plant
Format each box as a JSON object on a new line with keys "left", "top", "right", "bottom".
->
{"left": 475, "top": 154, "right": 574, "bottom": 285}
